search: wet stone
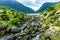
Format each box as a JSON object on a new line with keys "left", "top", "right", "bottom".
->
{"left": 11, "top": 27, "right": 21, "bottom": 34}
{"left": 7, "top": 34, "right": 17, "bottom": 40}
{"left": 0, "top": 25, "right": 7, "bottom": 30}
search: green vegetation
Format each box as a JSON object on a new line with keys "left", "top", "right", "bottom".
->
{"left": 39, "top": 2, "right": 60, "bottom": 40}
{"left": 0, "top": 1, "right": 60, "bottom": 40}
{"left": 0, "top": 9, "right": 28, "bottom": 27}
{"left": 40, "top": 2, "right": 60, "bottom": 27}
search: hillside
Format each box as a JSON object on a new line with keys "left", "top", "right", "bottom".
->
{"left": 0, "top": 9, "right": 28, "bottom": 27}
{"left": 0, "top": 8, "right": 29, "bottom": 36}
{"left": 0, "top": 0, "right": 34, "bottom": 13}
{"left": 0, "top": 1, "right": 60, "bottom": 40}
{"left": 39, "top": 2, "right": 60, "bottom": 40}
{"left": 36, "top": 2, "right": 56, "bottom": 13}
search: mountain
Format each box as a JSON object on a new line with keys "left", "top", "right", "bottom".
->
{"left": 0, "top": 0, "right": 34, "bottom": 13}
{"left": 36, "top": 2, "right": 56, "bottom": 12}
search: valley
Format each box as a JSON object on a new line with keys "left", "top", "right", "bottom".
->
{"left": 0, "top": 0, "right": 60, "bottom": 40}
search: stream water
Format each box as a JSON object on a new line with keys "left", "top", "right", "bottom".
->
{"left": 0, "top": 36, "right": 8, "bottom": 40}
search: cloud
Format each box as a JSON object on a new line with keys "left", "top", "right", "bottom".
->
{"left": 16, "top": 0, "right": 60, "bottom": 11}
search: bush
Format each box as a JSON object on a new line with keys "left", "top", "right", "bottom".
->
{"left": 0, "top": 9, "right": 28, "bottom": 27}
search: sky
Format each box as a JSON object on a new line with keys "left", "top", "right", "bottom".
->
{"left": 16, "top": 0, "right": 60, "bottom": 11}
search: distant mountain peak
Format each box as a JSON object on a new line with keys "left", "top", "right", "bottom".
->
{"left": 36, "top": 2, "right": 56, "bottom": 12}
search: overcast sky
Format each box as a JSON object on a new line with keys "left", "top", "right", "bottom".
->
{"left": 16, "top": 0, "right": 60, "bottom": 11}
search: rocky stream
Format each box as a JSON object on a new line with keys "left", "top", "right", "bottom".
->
{"left": 0, "top": 14, "right": 47, "bottom": 40}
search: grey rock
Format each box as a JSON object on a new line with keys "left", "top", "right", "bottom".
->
{"left": 0, "top": 25, "right": 7, "bottom": 30}
{"left": 11, "top": 27, "right": 21, "bottom": 33}
{"left": 55, "top": 10, "right": 60, "bottom": 14}
{"left": 7, "top": 34, "right": 17, "bottom": 40}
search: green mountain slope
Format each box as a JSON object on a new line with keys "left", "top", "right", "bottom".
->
{"left": 0, "top": 4, "right": 11, "bottom": 9}
{"left": 39, "top": 2, "right": 60, "bottom": 40}
{"left": 0, "top": 9, "right": 28, "bottom": 27}
{"left": 36, "top": 2, "right": 56, "bottom": 13}
{"left": 0, "top": 0, "right": 34, "bottom": 13}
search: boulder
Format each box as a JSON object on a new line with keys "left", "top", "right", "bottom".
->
{"left": 31, "top": 34, "right": 36, "bottom": 37}
{"left": 7, "top": 34, "right": 17, "bottom": 40}
{"left": 0, "top": 25, "right": 7, "bottom": 30}
{"left": 5, "top": 28, "right": 11, "bottom": 34}
{"left": 58, "top": 16, "right": 60, "bottom": 20}
{"left": 45, "top": 13, "right": 54, "bottom": 18}
{"left": 11, "top": 27, "right": 21, "bottom": 33}
{"left": 55, "top": 10, "right": 60, "bottom": 14}
{"left": 20, "top": 32, "right": 27, "bottom": 36}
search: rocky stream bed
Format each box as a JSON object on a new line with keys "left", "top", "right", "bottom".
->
{"left": 0, "top": 14, "right": 48, "bottom": 40}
